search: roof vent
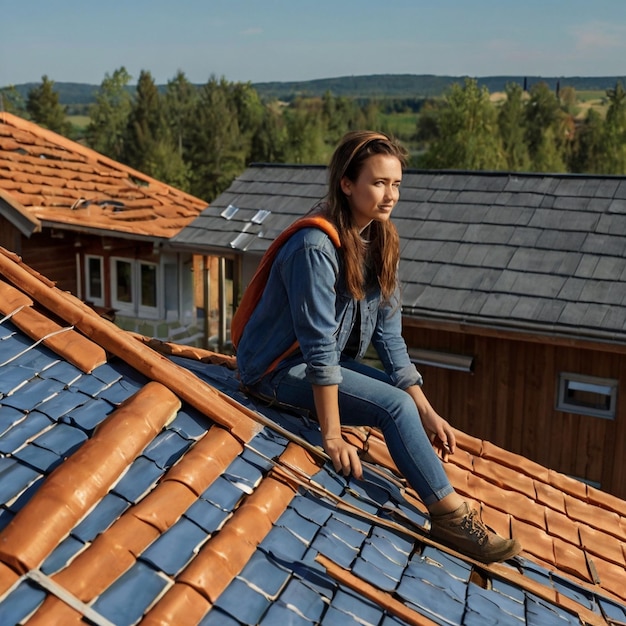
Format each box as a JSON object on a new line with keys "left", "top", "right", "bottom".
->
{"left": 221, "top": 204, "right": 239, "bottom": 220}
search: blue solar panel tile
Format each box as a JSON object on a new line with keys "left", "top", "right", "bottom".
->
{"left": 0, "top": 410, "right": 52, "bottom": 454}
{"left": 261, "top": 602, "right": 314, "bottom": 625}
{"left": 526, "top": 594, "right": 581, "bottom": 626}
{"left": 61, "top": 397, "right": 113, "bottom": 432}
{"left": 140, "top": 517, "right": 207, "bottom": 576}
{"left": 0, "top": 507, "right": 15, "bottom": 532}
{"left": 0, "top": 319, "right": 17, "bottom": 339}
{"left": 238, "top": 550, "right": 291, "bottom": 598}
{"left": 420, "top": 546, "right": 472, "bottom": 581}
{"left": 183, "top": 498, "right": 230, "bottom": 534}
{"left": 380, "top": 614, "right": 409, "bottom": 626}
{"left": 72, "top": 493, "right": 130, "bottom": 542}
{"left": 214, "top": 578, "right": 271, "bottom": 624}
{"left": 551, "top": 574, "right": 595, "bottom": 610}
{"left": 198, "top": 606, "right": 239, "bottom": 625}
{"left": 358, "top": 541, "right": 405, "bottom": 581}
{"left": 33, "top": 389, "right": 85, "bottom": 421}
{"left": 0, "top": 458, "right": 41, "bottom": 503}
{"left": 331, "top": 588, "right": 385, "bottom": 625}
{"left": 13, "top": 442, "right": 63, "bottom": 473}
{"left": 599, "top": 596, "right": 626, "bottom": 622}
{"left": 259, "top": 526, "right": 308, "bottom": 562}
{"left": 91, "top": 561, "right": 169, "bottom": 626}
{"left": 112, "top": 457, "right": 164, "bottom": 503}
{"left": 318, "top": 605, "right": 363, "bottom": 626}
{"left": 167, "top": 407, "right": 209, "bottom": 440}
{"left": 0, "top": 332, "right": 35, "bottom": 366}
{"left": 339, "top": 487, "right": 381, "bottom": 515}
{"left": 200, "top": 475, "right": 246, "bottom": 511}
{"left": 69, "top": 374, "right": 114, "bottom": 398}
{"left": 32, "top": 422, "right": 88, "bottom": 456}
{"left": 311, "top": 528, "right": 358, "bottom": 570}
{"left": 0, "top": 405, "right": 26, "bottom": 436}
{"left": 142, "top": 429, "right": 191, "bottom": 469}
{"left": 290, "top": 493, "right": 333, "bottom": 526}
{"left": 0, "top": 580, "right": 46, "bottom": 625}
{"left": 6, "top": 474, "right": 44, "bottom": 513}
{"left": 348, "top": 476, "right": 393, "bottom": 507}
{"left": 369, "top": 527, "right": 413, "bottom": 564}
{"left": 90, "top": 362, "right": 124, "bottom": 385}
{"left": 276, "top": 578, "right": 327, "bottom": 623}
{"left": 350, "top": 557, "right": 399, "bottom": 592}
{"left": 519, "top": 559, "right": 555, "bottom": 588}
{"left": 8, "top": 374, "right": 64, "bottom": 409}
{"left": 40, "top": 360, "right": 83, "bottom": 385}
{"left": 223, "top": 455, "right": 263, "bottom": 491}
{"left": 276, "top": 508, "right": 319, "bottom": 544}
{"left": 492, "top": 576, "right": 526, "bottom": 603}
{"left": 8, "top": 347, "right": 59, "bottom": 374}
{"left": 465, "top": 584, "right": 525, "bottom": 624}
{"left": 0, "top": 365, "right": 35, "bottom": 395}
{"left": 310, "top": 467, "right": 347, "bottom": 496}
{"left": 40, "top": 534, "right": 86, "bottom": 575}
{"left": 323, "top": 516, "right": 367, "bottom": 547}
{"left": 329, "top": 509, "right": 372, "bottom": 534}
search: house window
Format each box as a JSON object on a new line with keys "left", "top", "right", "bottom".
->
{"left": 112, "top": 258, "right": 134, "bottom": 309}
{"left": 85, "top": 255, "right": 104, "bottom": 306}
{"left": 409, "top": 348, "right": 474, "bottom": 373}
{"left": 557, "top": 373, "right": 617, "bottom": 420}
{"left": 110, "top": 258, "right": 159, "bottom": 317}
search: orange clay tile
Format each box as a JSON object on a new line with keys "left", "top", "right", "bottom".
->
{"left": 453, "top": 429, "right": 483, "bottom": 456}
{"left": 548, "top": 468, "right": 589, "bottom": 499}
{"left": 0, "top": 284, "right": 107, "bottom": 373}
{"left": 0, "top": 381, "right": 180, "bottom": 574}
{"left": 480, "top": 504, "right": 513, "bottom": 538}
{"left": 591, "top": 558, "right": 626, "bottom": 602}
{"left": 511, "top": 518, "right": 555, "bottom": 564}
{"left": 552, "top": 536, "right": 593, "bottom": 584}
{"left": 534, "top": 481, "right": 567, "bottom": 513}
{"left": 564, "top": 495, "right": 624, "bottom": 538}
{"left": 0, "top": 112, "right": 207, "bottom": 239}
{"left": 480, "top": 441, "right": 551, "bottom": 482}
{"left": 142, "top": 584, "right": 213, "bottom": 626}
{"left": 472, "top": 456, "right": 537, "bottom": 499}
{"left": 545, "top": 508, "right": 581, "bottom": 545}
{"left": 578, "top": 524, "right": 625, "bottom": 567}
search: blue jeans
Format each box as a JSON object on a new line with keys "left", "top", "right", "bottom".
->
{"left": 248, "top": 358, "right": 454, "bottom": 506}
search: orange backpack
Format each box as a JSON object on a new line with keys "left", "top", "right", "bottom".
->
{"left": 231, "top": 215, "right": 341, "bottom": 373}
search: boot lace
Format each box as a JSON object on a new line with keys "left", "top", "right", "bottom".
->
{"left": 460, "top": 509, "right": 488, "bottom": 545}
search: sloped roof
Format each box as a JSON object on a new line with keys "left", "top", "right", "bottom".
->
{"left": 0, "top": 246, "right": 624, "bottom": 625}
{"left": 0, "top": 112, "right": 208, "bottom": 240}
{"left": 173, "top": 164, "right": 626, "bottom": 345}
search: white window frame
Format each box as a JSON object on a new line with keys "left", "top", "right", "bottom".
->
{"left": 556, "top": 372, "right": 617, "bottom": 420}
{"left": 84, "top": 255, "right": 104, "bottom": 306}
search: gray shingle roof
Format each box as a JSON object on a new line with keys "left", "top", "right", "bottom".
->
{"left": 173, "top": 166, "right": 626, "bottom": 344}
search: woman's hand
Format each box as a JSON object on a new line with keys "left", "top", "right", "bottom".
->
{"left": 313, "top": 384, "right": 363, "bottom": 480}
{"left": 406, "top": 385, "right": 456, "bottom": 462}
{"left": 323, "top": 434, "right": 363, "bottom": 480}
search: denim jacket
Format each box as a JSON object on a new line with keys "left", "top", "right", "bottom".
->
{"left": 235, "top": 226, "right": 422, "bottom": 389}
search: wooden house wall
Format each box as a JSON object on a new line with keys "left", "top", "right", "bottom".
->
{"left": 403, "top": 321, "right": 626, "bottom": 500}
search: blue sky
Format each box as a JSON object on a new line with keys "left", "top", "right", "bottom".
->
{"left": 3, "top": 0, "right": 626, "bottom": 86}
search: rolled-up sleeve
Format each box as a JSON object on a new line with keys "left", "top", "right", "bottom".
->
{"left": 371, "top": 286, "right": 423, "bottom": 389}
{"left": 279, "top": 235, "right": 343, "bottom": 386}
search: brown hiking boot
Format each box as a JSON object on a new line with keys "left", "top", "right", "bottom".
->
{"left": 430, "top": 502, "right": 521, "bottom": 563}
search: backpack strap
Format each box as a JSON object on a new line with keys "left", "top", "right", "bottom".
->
{"left": 231, "top": 216, "right": 341, "bottom": 361}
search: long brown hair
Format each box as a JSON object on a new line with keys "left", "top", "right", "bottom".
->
{"left": 320, "top": 130, "right": 407, "bottom": 301}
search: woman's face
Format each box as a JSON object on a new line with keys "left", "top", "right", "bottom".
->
{"left": 340, "top": 154, "right": 402, "bottom": 231}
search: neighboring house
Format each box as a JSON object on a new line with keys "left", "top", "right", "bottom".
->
{"left": 0, "top": 246, "right": 625, "bottom": 625}
{"left": 0, "top": 112, "right": 209, "bottom": 345}
{"left": 172, "top": 164, "right": 626, "bottom": 500}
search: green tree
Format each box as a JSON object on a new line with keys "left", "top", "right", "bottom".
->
{"left": 25, "top": 75, "right": 72, "bottom": 135}
{"left": 283, "top": 97, "right": 324, "bottom": 163}
{"left": 249, "top": 101, "right": 288, "bottom": 163}
{"left": 86, "top": 67, "right": 133, "bottom": 160}
{"left": 163, "top": 70, "right": 199, "bottom": 160}
{"left": 570, "top": 109, "right": 605, "bottom": 173}
{"left": 0, "top": 86, "right": 25, "bottom": 114}
{"left": 601, "top": 82, "right": 626, "bottom": 174}
{"left": 418, "top": 78, "right": 503, "bottom": 170}
{"left": 524, "top": 82, "right": 566, "bottom": 172}
{"left": 187, "top": 76, "right": 244, "bottom": 200}
{"left": 497, "top": 83, "right": 530, "bottom": 171}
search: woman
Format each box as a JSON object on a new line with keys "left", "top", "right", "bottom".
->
{"left": 234, "top": 130, "right": 521, "bottom": 563}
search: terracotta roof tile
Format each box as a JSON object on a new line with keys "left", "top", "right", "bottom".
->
{"left": 0, "top": 246, "right": 625, "bottom": 624}
{"left": 0, "top": 112, "right": 208, "bottom": 240}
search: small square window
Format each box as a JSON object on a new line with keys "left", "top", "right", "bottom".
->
{"left": 557, "top": 372, "right": 617, "bottom": 420}
{"left": 85, "top": 255, "right": 104, "bottom": 306}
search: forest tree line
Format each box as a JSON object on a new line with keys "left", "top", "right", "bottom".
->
{"left": 2, "top": 69, "right": 626, "bottom": 203}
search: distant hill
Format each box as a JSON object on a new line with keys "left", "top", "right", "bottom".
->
{"left": 5, "top": 74, "right": 626, "bottom": 105}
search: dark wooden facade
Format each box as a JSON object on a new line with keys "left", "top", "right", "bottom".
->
{"left": 403, "top": 318, "right": 626, "bottom": 499}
